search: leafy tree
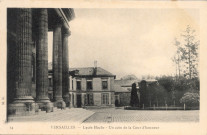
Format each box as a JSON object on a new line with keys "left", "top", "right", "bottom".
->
{"left": 158, "top": 76, "right": 174, "bottom": 92}
{"left": 130, "top": 83, "right": 139, "bottom": 107}
{"left": 180, "top": 92, "right": 199, "bottom": 107}
{"left": 156, "top": 76, "right": 175, "bottom": 105}
{"left": 171, "top": 25, "right": 200, "bottom": 106}
{"left": 172, "top": 25, "right": 199, "bottom": 79}
{"left": 149, "top": 82, "right": 167, "bottom": 107}
{"left": 180, "top": 25, "right": 199, "bottom": 79}
{"left": 139, "top": 80, "right": 148, "bottom": 107}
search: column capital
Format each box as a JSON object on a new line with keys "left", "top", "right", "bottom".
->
{"left": 53, "top": 16, "right": 64, "bottom": 28}
{"left": 62, "top": 27, "right": 71, "bottom": 37}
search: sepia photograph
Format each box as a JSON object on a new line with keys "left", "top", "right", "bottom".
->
{"left": 0, "top": 1, "right": 207, "bottom": 135}
{"left": 6, "top": 7, "right": 200, "bottom": 123}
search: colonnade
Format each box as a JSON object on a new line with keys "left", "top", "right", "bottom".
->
{"left": 7, "top": 8, "right": 73, "bottom": 115}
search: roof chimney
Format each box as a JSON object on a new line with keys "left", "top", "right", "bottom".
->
{"left": 93, "top": 60, "right": 97, "bottom": 76}
{"left": 94, "top": 60, "right": 97, "bottom": 68}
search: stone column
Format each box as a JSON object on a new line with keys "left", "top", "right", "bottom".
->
{"left": 36, "top": 8, "right": 53, "bottom": 112}
{"left": 62, "top": 27, "right": 70, "bottom": 107}
{"left": 73, "top": 93, "right": 77, "bottom": 108}
{"left": 81, "top": 93, "right": 85, "bottom": 107}
{"left": 8, "top": 9, "right": 35, "bottom": 116}
{"left": 52, "top": 18, "right": 66, "bottom": 109}
{"left": 69, "top": 76, "right": 72, "bottom": 90}
{"left": 70, "top": 92, "right": 74, "bottom": 108}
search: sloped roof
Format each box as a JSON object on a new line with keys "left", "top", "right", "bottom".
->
{"left": 114, "top": 79, "right": 139, "bottom": 87}
{"left": 48, "top": 62, "right": 115, "bottom": 77}
{"left": 115, "top": 79, "right": 158, "bottom": 87}
{"left": 69, "top": 67, "right": 115, "bottom": 77}
{"left": 142, "top": 79, "right": 158, "bottom": 83}
{"left": 113, "top": 85, "right": 130, "bottom": 93}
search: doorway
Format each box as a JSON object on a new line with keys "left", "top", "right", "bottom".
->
{"left": 77, "top": 94, "right": 82, "bottom": 108}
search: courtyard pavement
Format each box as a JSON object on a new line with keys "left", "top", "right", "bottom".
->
{"left": 8, "top": 107, "right": 199, "bottom": 123}
{"left": 8, "top": 108, "right": 95, "bottom": 123}
{"left": 83, "top": 107, "right": 199, "bottom": 123}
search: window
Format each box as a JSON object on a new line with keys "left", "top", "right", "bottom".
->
{"left": 77, "top": 80, "right": 81, "bottom": 90}
{"left": 102, "top": 80, "right": 108, "bottom": 89}
{"left": 115, "top": 95, "right": 119, "bottom": 101}
{"left": 102, "top": 93, "right": 109, "bottom": 105}
{"left": 87, "top": 80, "right": 93, "bottom": 90}
{"left": 84, "top": 94, "right": 94, "bottom": 106}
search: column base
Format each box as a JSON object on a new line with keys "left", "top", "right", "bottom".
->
{"left": 69, "top": 102, "right": 74, "bottom": 108}
{"left": 63, "top": 95, "right": 70, "bottom": 107}
{"left": 111, "top": 104, "right": 115, "bottom": 108}
{"left": 8, "top": 97, "right": 35, "bottom": 116}
{"left": 36, "top": 98, "right": 54, "bottom": 113}
{"left": 54, "top": 100, "right": 66, "bottom": 109}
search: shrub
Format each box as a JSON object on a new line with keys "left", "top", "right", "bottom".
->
{"left": 180, "top": 92, "right": 199, "bottom": 107}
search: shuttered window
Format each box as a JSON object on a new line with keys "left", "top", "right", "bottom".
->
{"left": 102, "top": 93, "right": 109, "bottom": 105}
{"left": 77, "top": 80, "right": 81, "bottom": 90}
{"left": 85, "top": 94, "right": 94, "bottom": 106}
{"left": 87, "top": 80, "right": 93, "bottom": 90}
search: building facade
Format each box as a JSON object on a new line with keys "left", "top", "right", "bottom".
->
{"left": 48, "top": 66, "right": 116, "bottom": 108}
{"left": 7, "top": 8, "right": 74, "bottom": 116}
{"left": 113, "top": 85, "right": 131, "bottom": 107}
{"left": 69, "top": 67, "right": 116, "bottom": 108}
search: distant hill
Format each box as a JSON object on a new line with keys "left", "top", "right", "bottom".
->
{"left": 120, "top": 74, "right": 138, "bottom": 80}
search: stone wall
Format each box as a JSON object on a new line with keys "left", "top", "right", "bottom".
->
{"left": 92, "top": 78, "right": 102, "bottom": 91}
{"left": 93, "top": 93, "right": 102, "bottom": 106}
{"left": 81, "top": 78, "right": 86, "bottom": 91}
{"left": 115, "top": 92, "right": 131, "bottom": 106}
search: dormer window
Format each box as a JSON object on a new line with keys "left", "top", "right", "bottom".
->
{"left": 75, "top": 70, "right": 79, "bottom": 75}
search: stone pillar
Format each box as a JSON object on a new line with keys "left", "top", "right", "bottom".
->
{"left": 52, "top": 18, "right": 66, "bottom": 109}
{"left": 62, "top": 28, "right": 70, "bottom": 107}
{"left": 8, "top": 9, "right": 35, "bottom": 116}
{"left": 73, "top": 93, "right": 77, "bottom": 108}
{"left": 81, "top": 93, "right": 85, "bottom": 107}
{"left": 70, "top": 92, "right": 74, "bottom": 108}
{"left": 36, "top": 8, "right": 53, "bottom": 112}
{"left": 69, "top": 76, "right": 72, "bottom": 90}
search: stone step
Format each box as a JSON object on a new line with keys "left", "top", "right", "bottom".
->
{"left": 25, "top": 109, "right": 80, "bottom": 121}
{"left": 8, "top": 108, "right": 95, "bottom": 122}
{"left": 41, "top": 109, "right": 83, "bottom": 121}
{"left": 37, "top": 109, "right": 93, "bottom": 122}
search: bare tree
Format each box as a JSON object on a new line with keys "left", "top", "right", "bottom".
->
{"left": 172, "top": 38, "right": 181, "bottom": 80}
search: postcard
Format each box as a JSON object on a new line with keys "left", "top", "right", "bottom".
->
{"left": 0, "top": 0, "right": 207, "bottom": 135}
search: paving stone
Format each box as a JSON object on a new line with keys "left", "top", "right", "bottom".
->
{"left": 8, "top": 108, "right": 199, "bottom": 123}
{"left": 8, "top": 108, "right": 94, "bottom": 123}
{"left": 83, "top": 108, "right": 199, "bottom": 123}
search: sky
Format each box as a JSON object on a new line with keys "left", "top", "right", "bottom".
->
{"left": 48, "top": 8, "right": 199, "bottom": 79}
